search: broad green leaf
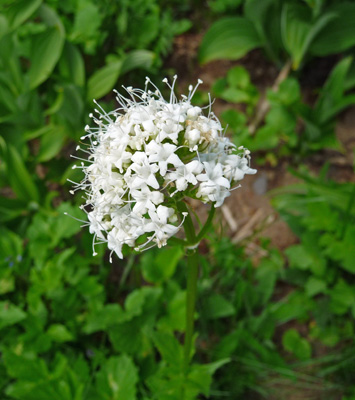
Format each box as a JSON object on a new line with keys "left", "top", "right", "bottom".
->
{"left": 310, "top": 3, "right": 355, "bottom": 56}
{"left": 58, "top": 42, "right": 85, "bottom": 87}
{"left": 1, "top": 142, "right": 39, "bottom": 203}
{"left": 0, "top": 301, "right": 26, "bottom": 330}
{"left": 244, "top": 0, "right": 283, "bottom": 62}
{"left": 281, "top": 3, "right": 335, "bottom": 69}
{"left": 199, "top": 17, "right": 262, "bottom": 64}
{"left": 95, "top": 355, "right": 138, "bottom": 400}
{"left": 37, "top": 125, "right": 66, "bottom": 162}
{"left": 5, "top": 0, "right": 42, "bottom": 30}
{"left": 28, "top": 26, "right": 65, "bottom": 89}
{"left": 121, "top": 50, "right": 155, "bottom": 75}
{"left": 87, "top": 60, "right": 122, "bottom": 100}
{"left": 282, "top": 329, "right": 311, "bottom": 360}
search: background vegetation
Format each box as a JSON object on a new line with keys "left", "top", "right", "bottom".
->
{"left": 0, "top": 0, "right": 354, "bottom": 399}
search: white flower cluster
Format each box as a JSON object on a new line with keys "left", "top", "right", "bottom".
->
{"left": 71, "top": 76, "right": 256, "bottom": 261}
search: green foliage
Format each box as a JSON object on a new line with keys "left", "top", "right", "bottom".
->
{"left": 199, "top": 0, "right": 355, "bottom": 70}
{"left": 0, "top": 0, "right": 191, "bottom": 226}
{"left": 272, "top": 168, "right": 355, "bottom": 350}
{"left": 213, "top": 57, "right": 355, "bottom": 161}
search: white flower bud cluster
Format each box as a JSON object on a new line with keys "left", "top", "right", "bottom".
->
{"left": 71, "top": 76, "right": 256, "bottom": 261}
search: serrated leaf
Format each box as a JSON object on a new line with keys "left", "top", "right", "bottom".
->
{"left": 83, "top": 304, "right": 125, "bottom": 334}
{"left": 87, "top": 60, "right": 122, "bottom": 100}
{"left": 199, "top": 17, "right": 262, "bottom": 64}
{"left": 96, "top": 355, "right": 138, "bottom": 400}
{"left": 3, "top": 351, "right": 48, "bottom": 380}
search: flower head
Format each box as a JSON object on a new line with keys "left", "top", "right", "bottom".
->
{"left": 71, "top": 76, "right": 256, "bottom": 260}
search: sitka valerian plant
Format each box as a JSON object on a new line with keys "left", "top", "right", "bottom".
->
{"left": 69, "top": 76, "right": 256, "bottom": 393}
{"left": 70, "top": 76, "right": 256, "bottom": 260}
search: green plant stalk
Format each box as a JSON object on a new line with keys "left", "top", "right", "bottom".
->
{"left": 177, "top": 203, "right": 215, "bottom": 376}
{"left": 183, "top": 248, "right": 199, "bottom": 373}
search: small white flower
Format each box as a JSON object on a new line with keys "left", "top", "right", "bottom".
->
{"left": 146, "top": 141, "right": 182, "bottom": 176}
{"left": 166, "top": 160, "right": 204, "bottom": 193}
{"left": 71, "top": 77, "right": 256, "bottom": 260}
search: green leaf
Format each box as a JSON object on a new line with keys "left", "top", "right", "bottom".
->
{"left": 227, "top": 66, "right": 250, "bottom": 89}
{"left": 83, "top": 304, "right": 125, "bottom": 334}
{"left": 199, "top": 17, "right": 262, "bottom": 64}
{"left": 3, "top": 351, "right": 48, "bottom": 380}
{"left": 46, "top": 324, "right": 74, "bottom": 342}
{"left": 188, "top": 359, "right": 230, "bottom": 397}
{"left": 151, "top": 331, "right": 183, "bottom": 366}
{"left": 5, "top": 0, "right": 42, "bottom": 30}
{"left": 95, "top": 355, "right": 138, "bottom": 400}
{"left": 285, "top": 244, "right": 326, "bottom": 276}
{"left": 87, "top": 60, "right": 122, "bottom": 100}
{"left": 310, "top": 3, "right": 355, "bottom": 56}
{"left": 281, "top": 3, "right": 335, "bottom": 69}
{"left": 28, "top": 21, "right": 65, "bottom": 89}
{"left": 203, "top": 294, "right": 235, "bottom": 319}
{"left": 70, "top": 0, "right": 102, "bottom": 47}
{"left": 121, "top": 50, "right": 155, "bottom": 75}
{"left": 305, "top": 277, "right": 327, "bottom": 297}
{"left": 330, "top": 279, "right": 355, "bottom": 315}
{"left": 282, "top": 329, "right": 311, "bottom": 360}
{"left": 1, "top": 142, "right": 39, "bottom": 203}
{"left": 141, "top": 247, "right": 183, "bottom": 284}
{"left": 58, "top": 42, "right": 85, "bottom": 87}
{"left": 0, "top": 301, "right": 26, "bottom": 330}
{"left": 314, "top": 57, "right": 353, "bottom": 124}
{"left": 37, "top": 125, "right": 66, "bottom": 162}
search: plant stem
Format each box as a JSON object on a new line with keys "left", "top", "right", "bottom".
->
{"left": 183, "top": 248, "right": 199, "bottom": 373}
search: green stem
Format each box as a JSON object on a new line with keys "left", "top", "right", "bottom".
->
{"left": 183, "top": 248, "right": 199, "bottom": 372}
{"left": 196, "top": 205, "right": 215, "bottom": 243}
{"left": 176, "top": 202, "right": 215, "bottom": 398}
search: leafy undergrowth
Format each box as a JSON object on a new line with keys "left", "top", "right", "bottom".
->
{"left": 1, "top": 166, "right": 354, "bottom": 399}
